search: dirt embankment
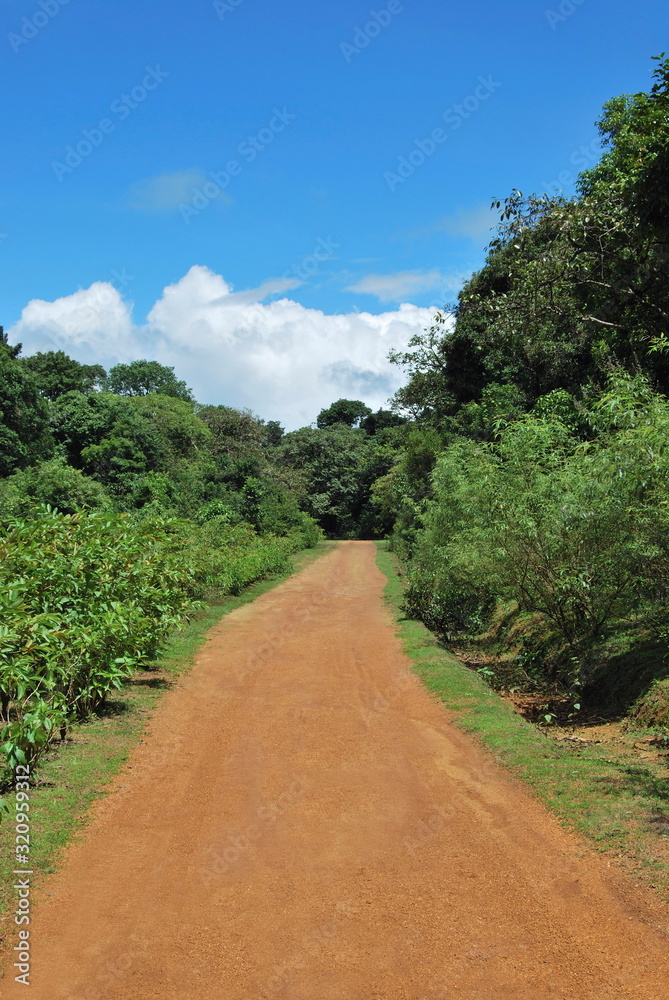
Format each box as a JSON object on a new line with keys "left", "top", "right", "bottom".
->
{"left": 3, "top": 541, "right": 668, "bottom": 999}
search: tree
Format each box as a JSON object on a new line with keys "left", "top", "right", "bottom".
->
{"left": 20, "top": 351, "right": 106, "bottom": 400}
{"left": 390, "top": 57, "right": 669, "bottom": 426}
{"left": 106, "top": 360, "right": 193, "bottom": 401}
{"left": 262, "top": 420, "right": 284, "bottom": 447}
{"left": 197, "top": 404, "right": 266, "bottom": 486}
{"left": 0, "top": 459, "right": 109, "bottom": 516}
{"left": 50, "top": 391, "right": 120, "bottom": 469}
{"left": 389, "top": 314, "right": 473, "bottom": 422}
{"left": 578, "top": 53, "right": 669, "bottom": 240}
{"left": 130, "top": 395, "right": 211, "bottom": 466}
{"left": 0, "top": 326, "right": 21, "bottom": 359}
{"left": 0, "top": 336, "right": 53, "bottom": 476}
{"left": 81, "top": 406, "right": 162, "bottom": 484}
{"left": 360, "top": 408, "right": 407, "bottom": 435}
{"left": 409, "top": 372, "right": 669, "bottom": 678}
{"left": 50, "top": 391, "right": 161, "bottom": 485}
{"left": 316, "top": 398, "right": 372, "bottom": 429}
{"left": 278, "top": 424, "right": 373, "bottom": 537}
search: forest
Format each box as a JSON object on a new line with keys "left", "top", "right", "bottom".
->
{"left": 2, "top": 54, "right": 669, "bottom": 783}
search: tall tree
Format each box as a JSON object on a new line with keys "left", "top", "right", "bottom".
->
{"left": 0, "top": 326, "right": 21, "bottom": 360}
{"left": 106, "top": 360, "right": 193, "bottom": 401}
{"left": 20, "top": 350, "right": 106, "bottom": 400}
{"left": 391, "top": 56, "right": 669, "bottom": 421}
{"left": 0, "top": 332, "right": 53, "bottom": 475}
{"left": 316, "top": 398, "right": 372, "bottom": 428}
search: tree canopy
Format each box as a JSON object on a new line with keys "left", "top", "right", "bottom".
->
{"left": 106, "top": 360, "right": 193, "bottom": 401}
{"left": 20, "top": 350, "right": 106, "bottom": 400}
{"left": 316, "top": 398, "right": 372, "bottom": 428}
{"left": 0, "top": 336, "right": 53, "bottom": 475}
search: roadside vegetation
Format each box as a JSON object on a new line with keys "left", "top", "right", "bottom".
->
{"left": 382, "top": 54, "right": 669, "bottom": 737}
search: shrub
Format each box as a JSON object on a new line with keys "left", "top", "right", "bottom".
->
{"left": 0, "top": 508, "right": 199, "bottom": 782}
{"left": 405, "top": 372, "right": 669, "bottom": 689}
{"left": 0, "top": 459, "right": 110, "bottom": 517}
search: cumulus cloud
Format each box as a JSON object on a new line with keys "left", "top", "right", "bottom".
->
{"left": 10, "top": 266, "right": 435, "bottom": 429}
{"left": 346, "top": 269, "right": 457, "bottom": 303}
{"left": 126, "top": 170, "right": 233, "bottom": 212}
{"left": 9, "top": 282, "right": 138, "bottom": 365}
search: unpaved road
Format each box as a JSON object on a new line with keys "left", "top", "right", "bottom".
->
{"left": 3, "top": 541, "right": 669, "bottom": 999}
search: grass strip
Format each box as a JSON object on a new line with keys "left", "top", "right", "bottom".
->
{"left": 0, "top": 542, "right": 332, "bottom": 937}
{"left": 376, "top": 542, "right": 669, "bottom": 900}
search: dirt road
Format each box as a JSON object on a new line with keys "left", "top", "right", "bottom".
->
{"left": 3, "top": 541, "right": 669, "bottom": 999}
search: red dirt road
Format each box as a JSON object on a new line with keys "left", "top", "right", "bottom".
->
{"left": 3, "top": 541, "right": 669, "bottom": 999}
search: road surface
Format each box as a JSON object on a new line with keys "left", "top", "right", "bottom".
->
{"left": 3, "top": 541, "right": 668, "bottom": 998}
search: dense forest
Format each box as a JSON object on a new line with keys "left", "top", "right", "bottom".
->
{"left": 2, "top": 54, "right": 669, "bottom": 782}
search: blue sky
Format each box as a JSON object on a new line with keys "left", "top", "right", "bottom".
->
{"left": 0, "top": 0, "right": 665, "bottom": 426}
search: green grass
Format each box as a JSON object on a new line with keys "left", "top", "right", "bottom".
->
{"left": 0, "top": 542, "right": 332, "bottom": 936}
{"left": 376, "top": 542, "right": 669, "bottom": 899}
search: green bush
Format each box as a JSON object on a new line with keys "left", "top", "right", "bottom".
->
{"left": 406, "top": 372, "right": 669, "bottom": 689}
{"left": 0, "top": 459, "right": 110, "bottom": 517}
{"left": 0, "top": 509, "right": 198, "bottom": 781}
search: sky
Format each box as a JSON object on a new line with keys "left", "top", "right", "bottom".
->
{"left": 0, "top": 0, "right": 665, "bottom": 428}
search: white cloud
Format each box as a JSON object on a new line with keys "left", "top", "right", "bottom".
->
{"left": 9, "top": 266, "right": 436, "bottom": 429}
{"left": 9, "top": 282, "right": 137, "bottom": 365}
{"left": 346, "top": 269, "right": 458, "bottom": 303}
{"left": 126, "top": 170, "right": 233, "bottom": 213}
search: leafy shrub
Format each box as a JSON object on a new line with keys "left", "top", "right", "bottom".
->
{"left": 406, "top": 373, "right": 669, "bottom": 689}
{"left": 0, "top": 459, "right": 110, "bottom": 517}
{"left": 185, "top": 520, "right": 292, "bottom": 595}
{"left": 0, "top": 509, "right": 199, "bottom": 779}
{"left": 195, "top": 500, "right": 242, "bottom": 525}
{"left": 404, "top": 569, "right": 494, "bottom": 638}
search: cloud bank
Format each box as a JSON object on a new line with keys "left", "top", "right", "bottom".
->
{"left": 9, "top": 266, "right": 435, "bottom": 429}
